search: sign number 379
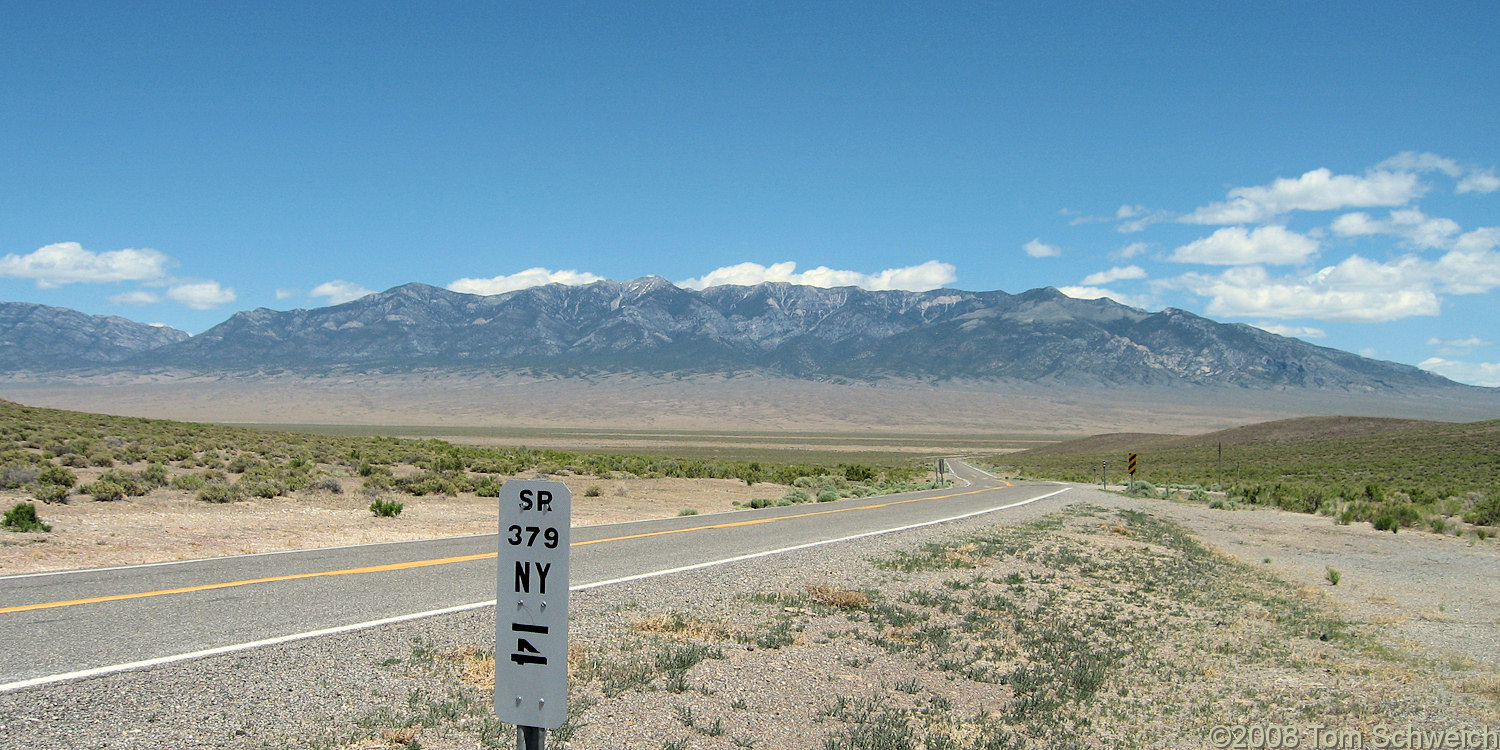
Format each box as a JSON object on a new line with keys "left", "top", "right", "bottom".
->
{"left": 506, "top": 525, "right": 559, "bottom": 548}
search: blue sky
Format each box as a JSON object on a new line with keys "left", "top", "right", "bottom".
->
{"left": 3, "top": 2, "right": 1498, "bottom": 385}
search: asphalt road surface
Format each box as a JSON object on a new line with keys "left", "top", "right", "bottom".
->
{"left": 0, "top": 460, "right": 1068, "bottom": 691}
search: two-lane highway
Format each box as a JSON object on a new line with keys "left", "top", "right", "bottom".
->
{"left": 0, "top": 461, "right": 1068, "bottom": 691}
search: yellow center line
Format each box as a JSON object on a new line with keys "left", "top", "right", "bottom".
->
{"left": 1, "top": 480, "right": 1011, "bottom": 615}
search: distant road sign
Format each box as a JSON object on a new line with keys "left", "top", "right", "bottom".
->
{"left": 495, "top": 480, "right": 571, "bottom": 730}
{"left": 1128, "top": 453, "right": 1137, "bottom": 476}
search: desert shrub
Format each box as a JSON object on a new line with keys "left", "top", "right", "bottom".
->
{"left": 0, "top": 465, "right": 41, "bottom": 489}
{"left": 236, "top": 478, "right": 284, "bottom": 498}
{"left": 1467, "top": 495, "right": 1499, "bottom": 527}
{"left": 81, "top": 479, "right": 126, "bottom": 502}
{"left": 843, "top": 464, "right": 877, "bottom": 483}
{"left": 1127, "top": 481, "right": 1157, "bottom": 497}
{"left": 395, "top": 470, "right": 471, "bottom": 496}
{"left": 33, "top": 483, "right": 71, "bottom": 504}
{"left": 3, "top": 502, "right": 50, "bottom": 532}
{"left": 89, "top": 452, "right": 115, "bottom": 467}
{"left": 1429, "top": 517, "right": 1449, "bottom": 534}
{"left": 93, "top": 470, "right": 149, "bottom": 497}
{"left": 1188, "top": 487, "right": 1209, "bottom": 503}
{"left": 678, "top": 508, "right": 699, "bottom": 516}
{"left": 1373, "top": 514, "right": 1399, "bottom": 533}
{"left": 584, "top": 485, "right": 603, "bottom": 497}
{"left": 747, "top": 497, "right": 776, "bottom": 509}
{"left": 817, "top": 490, "right": 840, "bottom": 503}
{"left": 37, "top": 464, "right": 77, "bottom": 489}
{"left": 171, "top": 473, "right": 208, "bottom": 491}
{"left": 1381, "top": 503, "right": 1421, "bottom": 528}
{"left": 197, "top": 482, "right": 244, "bottom": 503}
{"left": 226, "top": 454, "right": 262, "bottom": 473}
{"left": 1325, "top": 567, "right": 1341, "bottom": 586}
{"left": 310, "top": 476, "right": 343, "bottom": 494}
{"left": 369, "top": 497, "right": 404, "bottom": 517}
{"left": 60, "top": 453, "right": 89, "bottom": 468}
{"left": 474, "top": 476, "right": 500, "bottom": 497}
{"left": 783, "top": 489, "right": 812, "bottom": 504}
{"left": 142, "top": 463, "right": 170, "bottom": 488}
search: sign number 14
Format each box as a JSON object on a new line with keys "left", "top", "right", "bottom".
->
{"left": 495, "top": 480, "right": 571, "bottom": 731}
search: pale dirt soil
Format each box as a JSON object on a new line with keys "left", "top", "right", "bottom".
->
{"left": 19, "top": 369, "right": 1496, "bottom": 436}
{"left": 0, "top": 473, "right": 783, "bottom": 576}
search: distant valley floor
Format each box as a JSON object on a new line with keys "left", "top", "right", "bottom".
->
{"left": 7, "top": 371, "right": 1500, "bottom": 441}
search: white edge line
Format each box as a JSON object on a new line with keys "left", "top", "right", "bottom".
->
{"left": 2, "top": 464, "right": 976, "bottom": 582}
{"left": 0, "top": 485, "right": 1068, "bottom": 694}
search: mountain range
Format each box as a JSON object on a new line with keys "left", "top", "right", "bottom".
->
{"left": 0, "top": 279, "right": 1482, "bottom": 395}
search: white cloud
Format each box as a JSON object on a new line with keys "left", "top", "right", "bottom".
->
{"left": 1116, "top": 205, "right": 1146, "bottom": 219}
{"left": 275, "top": 288, "right": 299, "bottom": 300}
{"left": 1377, "top": 151, "right": 1463, "bottom": 178}
{"left": 0, "top": 242, "right": 173, "bottom": 289}
{"left": 1057, "top": 286, "right": 1155, "bottom": 310}
{"left": 1419, "top": 357, "right": 1500, "bottom": 388}
{"left": 1117, "top": 210, "right": 1173, "bottom": 233}
{"left": 1023, "top": 239, "right": 1063, "bottom": 258}
{"left": 1457, "top": 169, "right": 1500, "bottom": 194}
{"left": 1081, "top": 265, "right": 1147, "bottom": 286}
{"left": 1169, "top": 226, "right": 1321, "bottom": 266}
{"left": 167, "top": 281, "right": 236, "bottom": 310}
{"left": 1330, "top": 208, "right": 1461, "bottom": 249}
{"left": 1164, "top": 263, "right": 1441, "bottom": 322}
{"left": 1251, "top": 322, "right": 1326, "bottom": 339}
{"left": 679, "top": 260, "right": 957, "bottom": 292}
{"left": 1427, "top": 336, "right": 1489, "bottom": 349}
{"left": 1166, "top": 232, "right": 1500, "bottom": 322}
{"left": 448, "top": 267, "right": 607, "bottom": 296}
{"left": 1180, "top": 168, "right": 1425, "bottom": 225}
{"left": 109, "top": 290, "right": 162, "bottom": 305}
{"left": 310, "top": 280, "right": 376, "bottom": 305}
{"left": 1433, "top": 228, "right": 1500, "bottom": 294}
{"left": 1114, "top": 242, "right": 1150, "bottom": 260}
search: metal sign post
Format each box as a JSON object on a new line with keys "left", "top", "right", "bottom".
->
{"left": 496, "top": 479, "right": 572, "bottom": 749}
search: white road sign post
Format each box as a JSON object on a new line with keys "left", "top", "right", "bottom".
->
{"left": 495, "top": 479, "right": 571, "bottom": 749}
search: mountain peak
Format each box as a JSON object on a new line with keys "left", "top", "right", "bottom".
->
{"left": 2, "top": 285, "right": 1482, "bottom": 394}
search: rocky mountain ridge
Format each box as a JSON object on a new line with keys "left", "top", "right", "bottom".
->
{"left": 0, "top": 280, "right": 1476, "bottom": 394}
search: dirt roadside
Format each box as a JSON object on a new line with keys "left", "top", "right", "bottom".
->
{"left": 0, "top": 474, "right": 780, "bottom": 576}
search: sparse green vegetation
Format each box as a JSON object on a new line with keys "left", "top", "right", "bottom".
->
{"left": 369, "top": 497, "right": 405, "bottom": 517}
{"left": 3, "top": 501, "right": 50, "bottom": 532}
{"left": 0, "top": 401, "right": 933, "bottom": 513}
{"left": 991, "top": 417, "right": 1500, "bottom": 536}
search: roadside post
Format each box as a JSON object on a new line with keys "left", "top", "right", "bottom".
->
{"left": 1127, "top": 453, "right": 1137, "bottom": 492}
{"left": 495, "top": 479, "right": 572, "bottom": 750}
{"left": 1101, "top": 461, "right": 1107, "bottom": 490}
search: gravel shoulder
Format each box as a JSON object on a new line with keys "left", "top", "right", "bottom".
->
{"left": 3, "top": 486, "right": 1497, "bottom": 749}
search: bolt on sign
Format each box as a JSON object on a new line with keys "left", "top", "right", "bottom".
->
{"left": 495, "top": 480, "right": 571, "bottom": 730}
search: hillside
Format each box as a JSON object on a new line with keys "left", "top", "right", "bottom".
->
{"left": 993, "top": 416, "right": 1500, "bottom": 505}
{"left": 0, "top": 302, "right": 189, "bottom": 369}
{"left": 60, "top": 279, "right": 1484, "bottom": 394}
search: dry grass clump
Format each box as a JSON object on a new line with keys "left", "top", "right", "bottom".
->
{"left": 805, "top": 583, "right": 870, "bottom": 610}
{"left": 378, "top": 727, "right": 419, "bottom": 747}
{"left": 441, "top": 644, "right": 495, "bottom": 691}
{"left": 1460, "top": 674, "right": 1500, "bottom": 703}
{"left": 630, "top": 612, "right": 735, "bottom": 639}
